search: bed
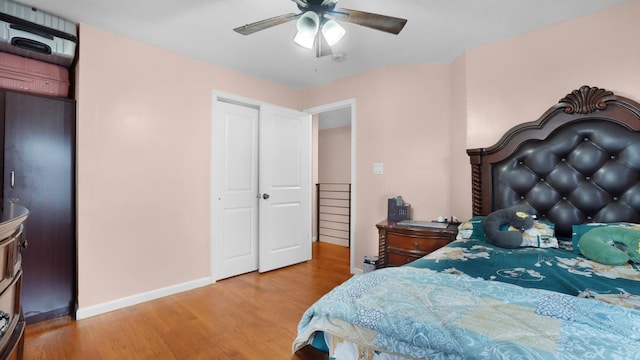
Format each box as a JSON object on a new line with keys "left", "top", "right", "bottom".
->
{"left": 291, "top": 86, "right": 640, "bottom": 359}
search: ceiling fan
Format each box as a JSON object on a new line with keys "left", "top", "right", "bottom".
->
{"left": 233, "top": 0, "right": 407, "bottom": 57}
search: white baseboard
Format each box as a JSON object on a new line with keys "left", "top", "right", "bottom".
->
{"left": 75, "top": 277, "right": 212, "bottom": 320}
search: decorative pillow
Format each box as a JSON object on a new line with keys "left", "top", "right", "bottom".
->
{"left": 483, "top": 208, "right": 536, "bottom": 248}
{"left": 510, "top": 221, "right": 559, "bottom": 248}
{"left": 456, "top": 216, "right": 487, "bottom": 241}
{"left": 572, "top": 222, "right": 640, "bottom": 254}
{"left": 457, "top": 216, "right": 556, "bottom": 247}
{"left": 578, "top": 226, "right": 640, "bottom": 265}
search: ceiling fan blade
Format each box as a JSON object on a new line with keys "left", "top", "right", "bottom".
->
{"left": 234, "top": 13, "right": 299, "bottom": 35}
{"left": 291, "top": 0, "right": 308, "bottom": 8}
{"left": 328, "top": 8, "right": 407, "bottom": 35}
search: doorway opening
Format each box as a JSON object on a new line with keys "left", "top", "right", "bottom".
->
{"left": 306, "top": 99, "right": 356, "bottom": 273}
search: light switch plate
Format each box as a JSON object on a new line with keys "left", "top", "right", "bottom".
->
{"left": 373, "top": 162, "right": 384, "bottom": 175}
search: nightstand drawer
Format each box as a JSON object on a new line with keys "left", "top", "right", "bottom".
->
{"left": 376, "top": 220, "right": 458, "bottom": 268}
{"left": 388, "top": 234, "right": 450, "bottom": 253}
{"left": 388, "top": 252, "right": 422, "bottom": 266}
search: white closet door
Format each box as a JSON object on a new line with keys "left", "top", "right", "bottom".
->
{"left": 258, "top": 104, "right": 312, "bottom": 273}
{"left": 212, "top": 101, "right": 259, "bottom": 280}
{"left": 212, "top": 100, "right": 311, "bottom": 280}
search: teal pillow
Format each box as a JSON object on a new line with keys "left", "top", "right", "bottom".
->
{"left": 572, "top": 223, "right": 640, "bottom": 254}
{"left": 578, "top": 226, "right": 640, "bottom": 265}
{"left": 572, "top": 223, "right": 609, "bottom": 254}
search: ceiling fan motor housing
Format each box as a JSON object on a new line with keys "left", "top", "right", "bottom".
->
{"left": 295, "top": 0, "right": 337, "bottom": 14}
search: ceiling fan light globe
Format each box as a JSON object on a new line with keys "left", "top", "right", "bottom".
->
{"left": 296, "top": 11, "right": 320, "bottom": 35}
{"left": 294, "top": 31, "right": 315, "bottom": 49}
{"left": 321, "top": 20, "right": 345, "bottom": 46}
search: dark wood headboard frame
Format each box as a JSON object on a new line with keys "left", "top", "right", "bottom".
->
{"left": 467, "top": 85, "right": 640, "bottom": 220}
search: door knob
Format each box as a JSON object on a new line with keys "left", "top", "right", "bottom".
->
{"left": 262, "top": 193, "right": 270, "bottom": 200}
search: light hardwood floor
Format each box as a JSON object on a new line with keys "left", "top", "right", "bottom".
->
{"left": 24, "top": 242, "right": 351, "bottom": 359}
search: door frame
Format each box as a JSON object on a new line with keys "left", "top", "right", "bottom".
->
{"left": 304, "top": 99, "right": 357, "bottom": 274}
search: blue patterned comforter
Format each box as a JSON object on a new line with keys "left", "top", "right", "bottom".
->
{"left": 293, "top": 267, "right": 640, "bottom": 359}
{"left": 409, "top": 239, "right": 640, "bottom": 310}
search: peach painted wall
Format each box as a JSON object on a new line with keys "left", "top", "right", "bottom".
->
{"left": 76, "top": 25, "right": 303, "bottom": 309}
{"left": 465, "top": 0, "right": 640, "bottom": 149}
{"left": 450, "top": 54, "right": 471, "bottom": 221}
{"left": 318, "top": 126, "right": 351, "bottom": 183}
{"left": 303, "top": 64, "right": 453, "bottom": 265}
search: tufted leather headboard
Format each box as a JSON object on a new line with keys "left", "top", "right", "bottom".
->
{"left": 467, "top": 86, "right": 640, "bottom": 238}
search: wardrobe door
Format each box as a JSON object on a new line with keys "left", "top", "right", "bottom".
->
{"left": 3, "top": 90, "right": 76, "bottom": 323}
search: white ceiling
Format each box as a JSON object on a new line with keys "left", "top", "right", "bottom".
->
{"left": 19, "top": 0, "right": 629, "bottom": 90}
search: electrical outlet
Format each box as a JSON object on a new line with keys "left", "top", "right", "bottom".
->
{"left": 373, "top": 162, "right": 384, "bottom": 175}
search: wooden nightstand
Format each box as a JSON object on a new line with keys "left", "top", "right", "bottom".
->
{"left": 376, "top": 220, "right": 458, "bottom": 267}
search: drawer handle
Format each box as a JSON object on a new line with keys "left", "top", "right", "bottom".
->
{"left": 0, "top": 311, "right": 9, "bottom": 337}
{"left": 413, "top": 242, "right": 419, "bottom": 248}
{"left": 19, "top": 237, "right": 28, "bottom": 250}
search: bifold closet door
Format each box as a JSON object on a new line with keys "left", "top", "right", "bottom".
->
{"left": 212, "top": 100, "right": 311, "bottom": 280}
{"left": 3, "top": 90, "right": 76, "bottom": 322}
{"left": 212, "top": 101, "right": 260, "bottom": 280}
{"left": 257, "top": 104, "right": 312, "bottom": 273}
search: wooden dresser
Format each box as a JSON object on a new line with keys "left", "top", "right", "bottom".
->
{"left": 0, "top": 203, "right": 29, "bottom": 360}
{"left": 376, "top": 220, "right": 458, "bottom": 267}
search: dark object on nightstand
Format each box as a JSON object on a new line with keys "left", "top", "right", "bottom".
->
{"left": 387, "top": 197, "right": 410, "bottom": 221}
{"left": 376, "top": 220, "right": 458, "bottom": 267}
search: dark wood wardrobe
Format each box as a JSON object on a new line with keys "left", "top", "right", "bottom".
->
{"left": 1, "top": 90, "right": 76, "bottom": 323}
